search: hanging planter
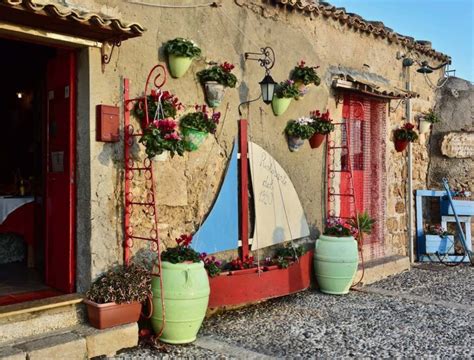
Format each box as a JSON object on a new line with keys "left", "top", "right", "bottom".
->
{"left": 272, "top": 80, "right": 299, "bottom": 116}
{"left": 308, "top": 110, "right": 334, "bottom": 149}
{"left": 151, "top": 235, "right": 210, "bottom": 344}
{"left": 284, "top": 117, "right": 315, "bottom": 152}
{"left": 290, "top": 60, "right": 321, "bottom": 100}
{"left": 179, "top": 106, "right": 220, "bottom": 151}
{"left": 164, "top": 38, "right": 201, "bottom": 78}
{"left": 418, "top": 109, "right": 441, "bottom": 134}
{"left": 419, "top": 118, "right": 431, "bottom": 134}
{"left": 309, "top": 133, "right": 326, "bottom": 149}
{"left": 393, "top": 123, "right": 418, "bottom": 152}
{"left": 197, "top": 62, "right": 237, "bottom": 108}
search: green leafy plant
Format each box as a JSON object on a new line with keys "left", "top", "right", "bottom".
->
{"left": 421, "top": 109, "right": 442, "bottom": 123}
{"left": 161, "top": 234, "right": 201, "bottom": 264}
{"left": 180, "top": 105, "right": 221, "bottom": 134}
{"left": 310, "top": 109, "right": 335, "bottom": 134}
{"left": 347, "top": 212, "right": 376, "bottom": 238}
{"left": 285, "top": 117, "right": 316, "bottom": 139}
{"left": 197, "top": 62, "right": 237, "bottom": 88}
{"left": 290, "top": 60, "right": 321, "bottom": 86}
{"left": 200, "top": 253, "right": 222, "bottom": 277}
{"left": 139, "top": 118, "right": 186, "bottom": 158}
{"left": 86, "top": 264, "right": 151, "bottom": 304}
{"left": 164, "top": 38, "right": 201, "bottom": 58}
{"left": 133, "top": 90, "right": 182, "bottom": 125}
{"left": 394, "top": 123, "right": 418, "bottom": 142}
{"left": 274, "top": 80, "right": 299, "bottom": 99}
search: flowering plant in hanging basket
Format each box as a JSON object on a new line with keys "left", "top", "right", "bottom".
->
{"left": 393, "top": 123, "right": 418, "bottom": 152}
{"left": 308, "top": 109, "right": 334, "bottom": 149}
{"left": 139, "top": 118, "right": 185, "bottom": 158}
{"left": 290, "top": 60, "right": 321, "bottom": 98}
{"left": 197, "top": 62, "right": 237, "bottom": 108}
{"left": 284, "top": 116, "right": 315, "bottom": 152}
{"left": 272, "top": 80, "right": 299, "bottom": 116}
{"left": 180, "top": 105, "right": 221, "bottom": 151}
{"left": 164, "top": 38, "right": 202, "bottom": 78}
{"left": 133, "top": 90, "right": 182, "bottom": 127}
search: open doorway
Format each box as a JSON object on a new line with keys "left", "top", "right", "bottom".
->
{"left": 0, "top": 38, "right": 76, "bottom": 305}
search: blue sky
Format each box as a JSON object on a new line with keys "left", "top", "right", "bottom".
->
{"left": 329, "top": 0, "right": 474, "bottom": 81}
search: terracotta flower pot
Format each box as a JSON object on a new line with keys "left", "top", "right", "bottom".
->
{"left": 309, "top": 133, "right": 326, "bottom": 149}
{"left": 394, "top": 138, "right": 409, "bottom": 152}
{"left": 204, "top": 81, "right": 226, "bottom": 108}
{"left": 84, "top": 299, "right": 141, "bottom": 330}
{"left": 287, "top": 135, "right": 305, "bottom": 152}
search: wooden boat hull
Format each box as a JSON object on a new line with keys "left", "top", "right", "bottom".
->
{"left": 208, "top": 251, "right": 313, "bottom": 309}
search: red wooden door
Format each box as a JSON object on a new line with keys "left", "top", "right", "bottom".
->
{"left": 45, "top": 50, "right": 76, "bottom": 293}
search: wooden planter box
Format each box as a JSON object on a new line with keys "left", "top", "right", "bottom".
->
{"left": 440, "top": 198, "right": 474, "bottom": 216}
{"left": 84, "top": 299, "right": 141, "bottom": 329}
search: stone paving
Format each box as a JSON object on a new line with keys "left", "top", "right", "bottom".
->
{"left": 114, "top": 265, "right": 474, "bottom": 359}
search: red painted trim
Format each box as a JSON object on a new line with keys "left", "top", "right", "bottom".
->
{"left": 239, "top": 119, "right": 249, "bottom": 258}
{"left": 208, "top": 251, "right": 313, "bottom": 309}
{"left": 123, "top": 78, "right": 130, "bottom": 265}
{"left": 68, "top": 51, "right": 76, "bottom": 292}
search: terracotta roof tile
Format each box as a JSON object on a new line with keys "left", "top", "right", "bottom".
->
{"left": 273, "top": 0, "right": 450, "bottom": 62}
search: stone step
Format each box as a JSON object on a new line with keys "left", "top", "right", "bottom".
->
{"left": 355, "top": 255, "right": 410, "bottom": 286}
{"left": 0, "top": 323, "right": 138, "bottom": 359}
{"left": 0, "top": 294, "right": 85, "bottom": 346}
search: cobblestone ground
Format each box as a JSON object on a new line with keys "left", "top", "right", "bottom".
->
{"left": 113, "top": 265, "right": 473, "bottom": 359}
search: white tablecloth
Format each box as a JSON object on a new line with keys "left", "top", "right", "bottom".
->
{"left": 0, "top": 196, "right": 35, "bottom": 225}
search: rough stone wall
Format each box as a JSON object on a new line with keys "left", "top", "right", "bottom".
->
{"left": 52, "top": 0, "right": 445, "bottom": 287}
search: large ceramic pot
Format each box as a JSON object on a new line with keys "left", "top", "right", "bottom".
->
{"left": 84, "top": 300, "right": 141, "bottom": 330}
{"left": 394, "top": 138, "right": 409, "bottom": 152}
{"left": 204, "top": 81, "right": 225, "bottom": 108}
{"left": 151, "top": 261, "right": 210, "bottom": 344}
{"left": 168, "top": 54, "right": 193, "bottom": 78}
{"left": 314, "top": 234, "right": 358, "bottom": 295}
{"left": 271, "top": 96, "right": 292, "bottom": 116}
{"left": 287, "top": 136, "right": 305, "bottom": 152}
{"left": 419, "top": 119, "right": 431, "bottom": 134}
{"left": 309, "top": 133, "right": 326, "bottom": 149}
{"left": 181, "top": 126, "right": 208, "bottom": 151}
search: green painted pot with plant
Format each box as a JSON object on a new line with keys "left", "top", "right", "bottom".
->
{"left": 290, "top": 60, "right": 321, "bottom": 99}
{"left": 151, "top": 235, "right": 210, "bottom": 344}
{"left": 309, "top": 109, "right": 334, "bottom": 149}
{"left": 393, "top": 123, "right": 418, "bottom": 152}
{"left": 272, "top": 80, "right": 299, "bottom": 116}
{"left": 180, "top": 105, "right": 221, "bottom": 151}
{"left": 284, "top": 117, "right": 315, "bottom": 152}
{"left": 164, "top": 38, "right": 201, "bottom": 78}
{"left": 418, "top": 108, "right": 441, "bottom": 134}
{"left": 197, "top": 62, "right": 237, "bottom": 108}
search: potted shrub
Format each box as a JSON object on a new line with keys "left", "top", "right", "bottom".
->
{"left": 284, "top": 117, "right": 315, "bottom": 152}
{"left": 84, "top": 264, "right": 151, "bottom": 329}
{"left": 197, "top": 62, "right": 237, "bottom": 108}
{"left": 151, "top": 234, "right": 210, "bottom": 344}
{"left": 139, "top": 118, "right": 186, "bottom": 159}
{"left": 314, "top": 218, "right": 358, "bottom": 295}
{"left": 272, "top": 80, "right": 299, "bottom": 116}
{"left": 393, "top": 123, "right": 418, "bottom": 152}
{"left": 179, "top": 105, "right": 221, "bottom": 151}
{"left": 290, "top": 60, "right": 321, "bottom": 99}
{"left": 309, "top": 109, "right": 334, "bottom": 149}
{"left": 418, "top": 109, "right": 441, "bottom": 134}
{"left": 164, "top": 38, "right": 201, "bottom": 78}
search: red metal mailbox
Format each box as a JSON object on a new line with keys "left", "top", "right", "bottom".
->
{"left": 96, "top": 105, "right": 120, "bottom": 142}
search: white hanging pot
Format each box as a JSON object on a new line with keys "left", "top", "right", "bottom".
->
{"left": 419, "top": 119, "right": 431, "bottom": 134}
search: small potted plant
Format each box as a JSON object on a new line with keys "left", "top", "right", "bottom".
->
{"left": 284, "top": 116, "right": 315, "bottom": 152}
{"left": 347, "top": 211, "right": 376, "bottom": 243}
{"left": 272, "top": 80, "right": 299, "bottom": 116}
{"left": 197, "top": 62, "right": 237, "bottom": 108}
{"left": 314, "top": 218, "right": 358, "bottom": 295}
{"left": 139, "top": 118, "right": 186, "bottom": 159}
{"left": 290, "top": 60, "right": 321, "bottom": 99}
{"left": 309, "top": 109, "right": 335, "bottom": 149}
{"left": 179, "top": 105, "right": 221, "bottom": 151}
{"left": 418, "top": 109, "right": 441, "bottom": 134}
{"left": 84, "top": 264, "right": 151, "bottom": 329}
{"left": 393, "top": 123, "right": 418, "bottom": 152}
{"left": 151, "top": 235, "right": 210, "bottom": 344}
{"left": 164, "top": 38, "right": 201, "bottom": 78}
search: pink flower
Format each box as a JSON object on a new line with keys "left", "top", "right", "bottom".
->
{"left": 164, "top": 132, "right": 181, "bottom": 141}
{"left": 298, "top": 60, "right": 306, "bottom": 68}
{"left": 220, "top": 62, "right": 235, "bottom": 73}
{"left": 157, "top": 118, "right": 177, "bottom": 133}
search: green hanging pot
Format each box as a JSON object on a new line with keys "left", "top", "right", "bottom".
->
{"left": 314, "top": 234, "right": 359, "bottom": 295}
{"left": 168, "top": 54, "right": 193, "bottom": 78}
{"left": 151, "top": 261, "right": 210, "bottom": 344}
{"left": 181, "top": 126, "right": 208, "bottom": 151}
{"left": 272, "top": 96, "right": 292, "bottom": 116}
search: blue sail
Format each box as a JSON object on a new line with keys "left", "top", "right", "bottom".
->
{"left": 192, "top": 141, "right": 239, "bottom": 254}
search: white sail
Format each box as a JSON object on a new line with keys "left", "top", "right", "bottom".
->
{"left": 248, "top": 142, "right": 310, "bottom": 250}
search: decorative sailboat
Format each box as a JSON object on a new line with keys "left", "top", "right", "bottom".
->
{"left": 192, "top": 120, "right": 313, "bottom": 309}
